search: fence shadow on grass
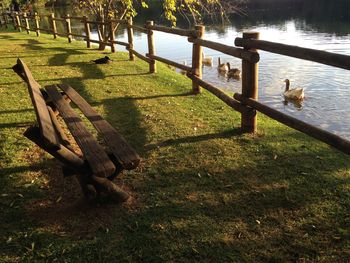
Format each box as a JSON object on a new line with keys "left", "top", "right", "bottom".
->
{"left": 3, "top": 33, "right": 350, "bottom": 261}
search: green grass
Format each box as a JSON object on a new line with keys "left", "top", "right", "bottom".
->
{"left": 0, "top": 30, "right": 349, "bottom": 262}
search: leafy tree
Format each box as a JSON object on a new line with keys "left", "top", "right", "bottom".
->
{"left": 75, "top": 0, "right": 242, "bottom": 50}
{"left": 1, "top": 0, "right": 14, "bottom": 10}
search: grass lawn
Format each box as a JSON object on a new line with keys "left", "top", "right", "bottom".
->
{"left": 0, "top": 29, "right": 349, "bottom": 262}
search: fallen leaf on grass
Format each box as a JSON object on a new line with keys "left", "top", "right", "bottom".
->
{"left": 55, "top": 196, "right": 62, "bottom": 203}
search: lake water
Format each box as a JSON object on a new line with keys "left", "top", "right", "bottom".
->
{"left": 43, "top": 1, "right": 350, "bottom": 140}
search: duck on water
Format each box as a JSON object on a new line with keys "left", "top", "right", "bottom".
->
{"left": 283, "top": 79, "right": 304, "bottom": 100}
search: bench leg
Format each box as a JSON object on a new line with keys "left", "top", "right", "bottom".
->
{"left": 24, "top": 126, "right": 97, "bottom": 200}
{"left": 107, "top": 165, "right": 123, "bottom": 181}
{"left": 91, "top": 175, "right": 130, "bottom": 203}
{"left": 24, "top": 126, "right": 88, "bottom": 172}
{"left": 24, "top": 126, "right": 130, "bottom": 203}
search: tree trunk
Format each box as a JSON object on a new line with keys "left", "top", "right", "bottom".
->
{"left": 98, "top": 42, "right": 106, "bottom": 50}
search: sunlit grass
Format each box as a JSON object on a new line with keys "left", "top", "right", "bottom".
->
{"left": 0, "top": 30, "right": 349, "bottom": 262}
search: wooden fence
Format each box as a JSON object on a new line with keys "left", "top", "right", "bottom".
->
{"left": 2, "top": 11, "right": 350, "bottom": 155}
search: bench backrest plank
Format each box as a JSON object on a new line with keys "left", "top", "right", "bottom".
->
{"left": 45, "top": 85, "right": 116, "bottom": 178}
{"left": 13, "top": 59, "right": 60, "bottom": 150}
{"left": 58, "top": 84, "right": 140, "bottom": 170}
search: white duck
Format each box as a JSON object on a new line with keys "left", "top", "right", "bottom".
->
{"left": 217, "top": 57, "right": 228, "bottom": 73}
{"left": 202, "top": 53, "right": 213, "bottom": 66}
{"left": 226, "top": 62, "right": 241, "bottom": 79}
{"left": 283, "top": 79, "right": 304, "bottom": 100}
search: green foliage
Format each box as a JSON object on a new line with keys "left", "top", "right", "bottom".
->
{"left": 1, "top": 0, "right": 12, "bottom": 9}
{"left": 74, "top": 0, "right": 230, "bottom": 26}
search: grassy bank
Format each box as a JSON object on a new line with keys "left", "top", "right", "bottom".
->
{"left": 0, "top": 31, "right": 349, "bottom": 262}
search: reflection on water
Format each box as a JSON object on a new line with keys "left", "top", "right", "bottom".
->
{"left": 39, "top": 1, "right": 350, "bottom": 139}
{"left": 107, "top": 20, "right": 350, "bottom": 140}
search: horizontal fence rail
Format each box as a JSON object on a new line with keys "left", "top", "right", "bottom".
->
{"left": 188, "top": 38, "right": 260, "bottom": 63}
{"left": 234, "top": 93, "right": 350, "bottom": 155}
{"left": 146, "top": 24, "right": 196, "bottom": 37}
{"left": 235, "top": 37, "right": 350, "bottom": 70}
{"left": 126, "top": 47, "right": 151, "bottom": 63}
{"left": 130, "top": 24, "right": 148, "bottom": 34}
{"left": 147, "top": 54, "right": 193, "bottom": 72}
{"left": 187, "top": 74, "right": 254, "bottom": 116}
{"left": 2, "top": 11, "right": 350, "bottom": 156}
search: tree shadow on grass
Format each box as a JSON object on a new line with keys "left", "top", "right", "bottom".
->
{"left": 95, "top": 139, "right": 350, "bottom": 261}
{"left": 0, "top": 122, "right": 33, "bottom": 129}
{"left": 127, "top": 91, "right": 193, "bottom": 101}
{"left": 5, "top": 35, "right": 350, "bottom": 261}
{"left": 144, "top": 128, "right": 243, "bottom": 152}
{"left": 33, "top": 140, "right": 349, "bottom": 261}
{"left": 0, "top": 34, "right": 19, "bottom": 40}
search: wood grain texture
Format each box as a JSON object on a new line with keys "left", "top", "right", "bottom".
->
{"left": 235, "top": 37, "right": 350, "bottom": 70}
{"left": 14, "top": 59, "right": 60, "bottom": 149}
{"left": 58, "top": 84, "right": 140, "bottom": 170}
{"left": 45, "top": 85, "right": 116, "bottom": 177}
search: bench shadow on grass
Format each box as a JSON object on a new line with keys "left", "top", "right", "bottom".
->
{"left": 5, "top": 36, "right": 350, "bottom": 260}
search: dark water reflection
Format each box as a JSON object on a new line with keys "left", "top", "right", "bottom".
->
{"left": 39, "top": 1, "right": 350, "bottom": 139}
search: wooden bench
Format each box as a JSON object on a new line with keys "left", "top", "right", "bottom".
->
{"left": 13, "top": 58, "right": 140, "bottom": 202}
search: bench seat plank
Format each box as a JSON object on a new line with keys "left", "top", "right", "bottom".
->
{"left": 58, "top": 84, "right": 140, "bottom": 170}
{"left": 45, "top": 85, "right": 116, "bottom": 178}
{"left": 14, "top": 59, "right": 60, "bottom": 149}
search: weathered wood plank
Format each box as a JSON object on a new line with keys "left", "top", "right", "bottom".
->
{"left": 12, "top": 59, "right": 60, "bottom": 149}
{"left": 24, "top": 126, "right": 86, "bottom": 172}
{"left": 129, "top": 24, "right": 148, "bottom": 34}
{"left": 147, "top": 54, "right": 192, "bottom": 72}
{"left": 146, "top": 24, "right": 195, "bottom": 37}
{"left": 45, "top": 85, "right": 116, "bottom": 177}
{"left": 188, "top": 38, "right": 260, "bottom": 63}
{"left": 58, "top": 84, "right": 140, "bottom": 170}
{"left": 187, "top": 74, "right": 254, "bottom": 116}
{"left": 235, "top": 37, "right": 350, "bottom": 70}
{"left": 111, "top": 40, "right": 129, "bottom": 47}
{"left": 126, "top": 47, "right": 151, "bottom": 63}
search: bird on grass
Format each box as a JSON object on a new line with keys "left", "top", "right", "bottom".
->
{"left": 91, "top": 56, "right": 113, "bottom": 64}
{"left": 283, "top": 79, "right": 304, "bottom": 100}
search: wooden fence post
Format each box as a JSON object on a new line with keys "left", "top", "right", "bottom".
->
{"left": 65, "top": 14, "right": 72, "bottom": 43}
{"left": 34, "top": 12, "right": 40, "bottom": 36}
{"left": 109, "top": 20, "right": 115, "bottom": 53}
{"left": 127, "top": 17, "right": 134, "bottom": 61}
{"left": 50, "top": 13, "right": 57, "bottom": 39}
{"left": 191, "top": 25, "right": 205, "bottom": 94}
{"left": 23, "top": 12, "right": 29, "bottom": 34}
{"left": 11, "top": 12, "right": 17, "bottom": 30}
{"left": 83, "top": 16, "right": 91, "bottom": 48}
{"left": 3, "top": 12, "right": 8, "bottom": 29}
{"left": 241, "top": 32, "right": 259, "bottom": 133}
{"left": 146, "top": 20, "right": 156, "bottom": 73}
{"left": 15, "top": 12, "right": 21, "bottom": 32}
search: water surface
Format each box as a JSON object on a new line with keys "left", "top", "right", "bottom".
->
{"left": 42, "top": 2, "right": 350, "bottom": 139}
